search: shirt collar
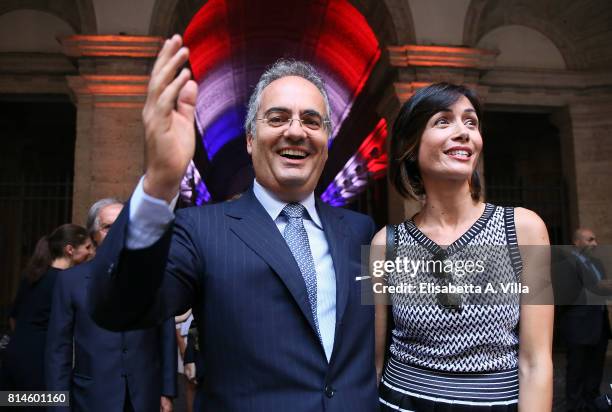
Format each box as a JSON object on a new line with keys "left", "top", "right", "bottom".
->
{"left": 571, "top": 249, "right": 589, "bottom": 262}
{"left": 252, "top": 179, "right": 322, "bottom": 229}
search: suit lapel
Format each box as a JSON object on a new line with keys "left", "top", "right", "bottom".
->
{"left": 226, "top": 189, "right": 319, "bottom": 335}
{"left": 316, "top": 200, "right": 351, "bottom": 341}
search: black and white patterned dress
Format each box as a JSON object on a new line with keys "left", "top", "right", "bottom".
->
{"left": 379, "top": 204, "right": 523, "bottom": 412}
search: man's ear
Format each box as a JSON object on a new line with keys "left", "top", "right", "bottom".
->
{"left": 64, "top": 244, "right": 74, "bottom": 257}
{"left": 246, "top": 133, "right": 253, "bottom": 155}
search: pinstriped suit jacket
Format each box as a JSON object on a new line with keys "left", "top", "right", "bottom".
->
{"left": 89, "top": 187, "right": 379, "bottom": 412}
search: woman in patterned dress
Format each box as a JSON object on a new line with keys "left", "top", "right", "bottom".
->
{"left": 371, "top": 83, "right": 553, "bottom": 411}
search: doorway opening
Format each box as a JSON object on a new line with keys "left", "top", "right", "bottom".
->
{"left": 483, "top": 109, "right": 569, "bottom": 244}
{"left": 0, "top": 95, "right": 75, "bottom": 325}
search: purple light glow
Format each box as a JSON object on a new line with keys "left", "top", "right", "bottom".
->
{"left": 321, "top": 152, "right": 369, "bottom": 206}
{"left": 194, "top": 63, "right": 248, "bottom": 139}
{"left": 320, "top": 118, "right": 388, "bottom": 206}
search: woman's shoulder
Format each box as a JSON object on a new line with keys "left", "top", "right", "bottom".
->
{"left": 372, "top": 225, "right": 389, "bottom": 247}
{"left": 371, "top": 218, "right": 410, "bottom": 244}
{"left": 513, "top": 206, "right": 545, "bottom": 228}
{"left": 486, "top": 202, "right": 545, "bottom": 226}
{"left": 512, "top": 207, "right": 549, "bottom": 245}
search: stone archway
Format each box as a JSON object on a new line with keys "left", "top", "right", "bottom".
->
{"left": 0, "top": 0, "right": 97, "bottom": 33}
{"left": 462, "top": 0, "right": 612, "bottom": 242}
{"left": 462, "top": 0, "right": 612, "bottom": 70}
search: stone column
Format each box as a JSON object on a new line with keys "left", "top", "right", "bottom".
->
{"left": 568, "top": 95, "right": 612, "bottom": 243}
{"left": 385, "top": 44, "right": 497, "bottom": 220}
{"left": 60, "top": 35, "right": 162, "bottom": 224}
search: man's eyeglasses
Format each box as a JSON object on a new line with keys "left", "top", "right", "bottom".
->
{"left": 257, "top": 111, "right": 330, "bottom": 131}
{"left": 432, "top": 250, "right": 463, "bottom": 312}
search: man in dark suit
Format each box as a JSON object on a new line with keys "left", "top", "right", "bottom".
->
{"left": 46, "top": 198, "right": 177, "bottom": 412}
{"left": 88, "top": 34, "right": 378, "bottom": 411}
{"left": 559, "top": 228, "right": 611, "bottom": 412}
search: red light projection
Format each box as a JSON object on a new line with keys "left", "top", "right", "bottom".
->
{"left": 321, "top": 118, "right": 388, "bottom": 206}
{"left": 184, "top": 0, "right": 380, "bottom": 125}
{"left": 183, "top": 0, "right": 231, "bottom": 81}
{"left": 314, "top": 0, "right": 381, "bottom": 98}
{"left": 358, "top": 118, "right": 388, "bottom": 178}
{"left": 183, "top": 0, "right": 381, "bottom": 203}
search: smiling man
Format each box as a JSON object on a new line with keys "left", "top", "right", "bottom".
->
{"left": 88, "top": 35, "right": 378, "bottom": 412}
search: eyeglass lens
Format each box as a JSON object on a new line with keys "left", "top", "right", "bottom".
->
{"left": 263, "top": 111, "right": 323, "bottom": 130}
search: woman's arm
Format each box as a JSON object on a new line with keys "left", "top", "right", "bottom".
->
{"left": 371, "top": 228, "right": 388, "bottom": 384}
{"left": 515, "top": 208, "right": 554, "bottom": 411}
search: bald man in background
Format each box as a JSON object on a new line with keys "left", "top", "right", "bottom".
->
{"left": 560, "top": 228, "right": 611, "bottom": 412}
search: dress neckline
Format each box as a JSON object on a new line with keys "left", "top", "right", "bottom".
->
{"left": 403, "top": 203, "right": 495, "bottom": 257}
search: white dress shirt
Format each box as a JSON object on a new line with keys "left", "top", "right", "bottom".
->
{"left": 127, "top": 177, "right": 337, "bottom": 360}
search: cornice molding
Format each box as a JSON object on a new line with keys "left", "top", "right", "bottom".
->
{"left": 66, "top": 74, "right": 149, "bottom": 106}
{"left": 387, "top": 45, "right": 612, "bottom": 104}
{"left": 388, "top": 44, "right": 498, "bottom": 69}
{"left": 60, "top": 35, "right": 163, "bottom": 58}
{"left": 393, "top": 81, "right": 487, "bottom": 104}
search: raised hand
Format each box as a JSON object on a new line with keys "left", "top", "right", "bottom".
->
{"left": 142, "top": 34, "right": 198, "bottom": 202}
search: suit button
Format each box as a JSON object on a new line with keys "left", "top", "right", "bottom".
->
{"left": 324, "top": 385, "right": 335, "bottom": 398}
{"left": 122, "top": 348, "right": 128, "bottom": 354}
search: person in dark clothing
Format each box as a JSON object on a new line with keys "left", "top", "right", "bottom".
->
{"left": 1, "top": 224, "right": 92, "bottom": 393}
{"left": 46, "top": 198, "right": 177, "bottom": 412}
{"left": 560, "top": 228, "right": 612, "bottom": 412}
{"left": 88, "top": 40, "right": 379, "bottom": 411}
{"left": 183, "top": 323, "right": 202, "bottom": 412}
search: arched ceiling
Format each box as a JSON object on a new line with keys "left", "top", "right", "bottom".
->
{"left": 0, "top": 10, "right": 75, "bottom": 53}
{"left": 477, "top": 25, "right": 566, "bottom": 69}
{"left": 464, "top": 0, "right": 612, "bottom": 70}
{"left": 0, "top": 0, "right": 96, "bottom": 33}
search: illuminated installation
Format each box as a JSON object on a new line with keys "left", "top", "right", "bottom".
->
{"left": 183, "top": 0, "right": 384, "bottom": 205}
{"left": 321, "top": 118, "right": 388, "bottom": 206}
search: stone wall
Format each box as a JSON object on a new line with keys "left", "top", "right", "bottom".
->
{"left": 569, "top": 95, "right": 612, "bottom": 243}
{"left": 61, "top": 35, "right": 159, "bottom": 224}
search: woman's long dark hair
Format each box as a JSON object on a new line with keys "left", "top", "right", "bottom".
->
{"left": 23, "top": 224, "right": 88, "bottom": 284}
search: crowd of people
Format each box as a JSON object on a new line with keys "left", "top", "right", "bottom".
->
{"left": 1, "top": 199, "right": 178, "bottom": 411}
{"left": 0, "top": 33, "right": 609, "bottom": 412}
